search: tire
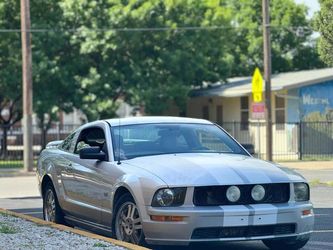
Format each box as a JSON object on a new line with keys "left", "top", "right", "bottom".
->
{"left": 262, "top": 235, "right": 310, "bottom": 250}
{"left": 42, "top": 183, "right": 66, "bottom": 224}
{"left": 112, "top": 193, "right": 146, "bottom": 246}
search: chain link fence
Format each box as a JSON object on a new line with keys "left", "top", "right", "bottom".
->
{"left": 0, "top": 121, "right": 332, "bottom": 168}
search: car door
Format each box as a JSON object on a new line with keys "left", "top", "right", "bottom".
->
{"left": 67, "top": 123, "right": 111, "bottom": 224}
{"left": 98, "top": 123, "right": 125, "bottom": 227}
{"left": 56, "top": 131, "right": 80, "bottom": 213}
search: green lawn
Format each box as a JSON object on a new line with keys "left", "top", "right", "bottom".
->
{"left": 0, "top": 160, "right": 38, "bottom": 169}
{"left": 301, "top": 155, "right": 333, "bottom": 161}
{"left": 0, "top": 160, "right": 24, "bottom": 169}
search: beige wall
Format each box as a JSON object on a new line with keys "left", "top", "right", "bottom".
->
{"left": 186, "top": 92, "right": 287, "bottom": 123}
{"left": 185, "top": 93, "right": 297, "bottom": 160}
{"left": 187, "top": 96, "right": 241, "bottom": 122}
{"left": 162, "top": 103, "right": 181, "bottom": 116}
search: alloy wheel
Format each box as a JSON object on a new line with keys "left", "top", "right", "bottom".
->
{"left": 44, "top": 189, "right": 56, "bottom": 222}
{"left": 115, "top": 201, "right": 143, "bottom": 244}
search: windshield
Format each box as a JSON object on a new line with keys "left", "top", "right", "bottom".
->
{"left": 111, "top": 123, "right": 248, "bottom": 160}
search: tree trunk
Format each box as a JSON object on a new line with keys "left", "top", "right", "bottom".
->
{"left": 0, "top": 125, "right": 8, "bottom": 159}
{"left": 39, "top": 116, "right": 52, "bottom": 152}
{"left": 41, "top": 127, "right": 47, "bottom": 151}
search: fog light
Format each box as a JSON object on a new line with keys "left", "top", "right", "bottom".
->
{"left": 150, "top": 215, "right": 185, "bottom": 222}
{"left": 251, "top": 185, "right": 266, "bottom": 201}
{"left": 226, "top": 186, "right": 241, "bottom": 202}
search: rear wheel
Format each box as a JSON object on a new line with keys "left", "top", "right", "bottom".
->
{"left": 112, "top": 193, "right": 145, "bottom": 245}
{"left": 43, "top": 183, "right": 66, "bottom": 224}
{"left": 262, "top": 235, "right": 310, "bottom": 250}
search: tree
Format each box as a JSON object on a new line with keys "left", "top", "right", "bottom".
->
{"left": 61, "top": 0, "right": 235, "bottom": 117}
{"left": 0, "top": 0, "right": 82, "bottom": 152}
{"left": 30, "top": 0, "right": 82, "bottom": 148}
{"left": 314, "top": 0, "right": 333, "bottom": 66}
{"left": 0, "top": 0, "right": 22, "bottom": 158}
{"left": 227, "top": 0, "right": 325, "bottom": 76}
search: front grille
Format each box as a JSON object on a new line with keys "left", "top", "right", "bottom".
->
{"left": 191, "top": 223, "right": 296, "bottom": 239}
{"left": 193, "top": 183, "right": 290, "bottom": 206}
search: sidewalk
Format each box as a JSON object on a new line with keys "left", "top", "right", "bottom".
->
{"left": 0, "top": 168, "right": 36, "bottom": 177}
{"left": 278, "top": 161, "right": 333, "bottom": 170}
{"left": 0, "top": 176, "right": 39, "bottom": 199}
{"left": 277, "top": 161, "right": 333, "bottom": 182}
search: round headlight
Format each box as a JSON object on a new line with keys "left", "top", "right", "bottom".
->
{"left": 226, "top": 186, "right": 241, "bottom": 202}
{"left": 251, "top": 185, "right": 265, "bottom": 201}
{"left": 294, "top": 183, "right": 309, "bottom": 201}
{"left": 156, "top": 189, "right": 174, "bottom": 206}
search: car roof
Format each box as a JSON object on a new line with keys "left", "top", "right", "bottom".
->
{"left": 104, "top": 116, "right": 212, "bottom": 126}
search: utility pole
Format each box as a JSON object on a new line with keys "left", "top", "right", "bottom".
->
{"left": 21, "top": 0, "right": 34, "bottom": 172}
{"left": 262, "top": 0, "right": 273, "bottom": 161}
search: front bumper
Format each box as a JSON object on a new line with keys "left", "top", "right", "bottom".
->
{"left": 142, "top": 202, "right": 314, "bottom": 245}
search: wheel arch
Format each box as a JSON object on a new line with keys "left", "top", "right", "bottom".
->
{"left": 41, "top": 174, "right": 54, "bottom": 197}
{"left": 111, "top": 172, "right": 167, "bottom": 215}
{"left": 112, "top": 184, "right": 136, "bottom": 213}
{"left": 111, "top": 184, "right": 146, "bottom": 245}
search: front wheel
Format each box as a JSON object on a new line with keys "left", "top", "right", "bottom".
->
{"left": 43, "top": 183, "right": 66, "bottom": 224}
{"left": 112, "top": 193, "right": 145, "bottom": 245}
{"left": 262, "top": 235, "right": 310, "bottom": 250}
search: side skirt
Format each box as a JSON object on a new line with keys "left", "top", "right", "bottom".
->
{"left": 64, "top": 215, "right": 113, "bottom": 237}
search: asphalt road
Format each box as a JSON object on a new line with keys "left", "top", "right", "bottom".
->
{"left": 1, "top": 190, "right": 332, "bottom": 250}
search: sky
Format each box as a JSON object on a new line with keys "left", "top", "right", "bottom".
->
{"left": 295, "top": 0, "right": 320, "bottom": 17}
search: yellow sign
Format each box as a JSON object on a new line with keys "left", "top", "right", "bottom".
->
{"left": 252, "top": 67, "right": 263, "bottom": 103}
{"left": 253, "top": 92, "right": 262, "bottom": 103}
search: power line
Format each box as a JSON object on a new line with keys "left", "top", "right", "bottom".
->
{"left": 0, "top": 25, "right": 313, "bottom": 33}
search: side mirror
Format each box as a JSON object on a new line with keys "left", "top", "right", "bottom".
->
{"left": 241, "top": 143, "right": 255, "bottom": 155}
{"left": 79, "top": 147, "right": 106, "bottom": 161}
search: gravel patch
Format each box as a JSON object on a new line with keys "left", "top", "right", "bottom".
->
{"left": 0, "top": 213, "right": 128, "bottom": 250}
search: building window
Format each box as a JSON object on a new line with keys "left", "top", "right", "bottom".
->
{"left": 240, "top": 96, "right": 249, "bottom": 130}
{"left": 202, "top": 106, "right": 209, "bottom": 120}
{"left": 275, "top": 96, "right": 285, "bottom": 130}
{"left": 216, "top": 105, "right": 223, "bottom": 125}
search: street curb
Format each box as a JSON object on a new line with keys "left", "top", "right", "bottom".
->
{"left": 0, "top": 208, "right": 150, "bottom": 250}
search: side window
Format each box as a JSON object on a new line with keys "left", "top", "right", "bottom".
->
{"left": 240, "top": 96, "right": 249, "bottom": 130}
{"left": 275, "top": 96, "right": 285, "bottom": 130}
{"left": 216, "top": 105, "right": 223, "bottom": 125}
{"left": 74, "top": 127, "right": 107, "bottom": 155}
{"left": 202, "top": 105, "right": 209, "bottom": 120}
{"left": 60, "top": 132, "right": 76, "bottom": 152}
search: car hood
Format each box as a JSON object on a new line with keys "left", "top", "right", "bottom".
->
{"left": 125, "top": 153, "right": 305, "bottom": 186}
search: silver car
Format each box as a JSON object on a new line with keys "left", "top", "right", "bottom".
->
{"left": 37, "top": 117, "right": 314, "bottom": 249}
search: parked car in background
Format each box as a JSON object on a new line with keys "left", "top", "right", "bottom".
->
{"left": 37, "top": 116, "right": 314, "bottom": 249}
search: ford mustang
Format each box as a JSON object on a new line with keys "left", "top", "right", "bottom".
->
{"left": 37, "top": 117, "right": 314, "bottom": 249}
